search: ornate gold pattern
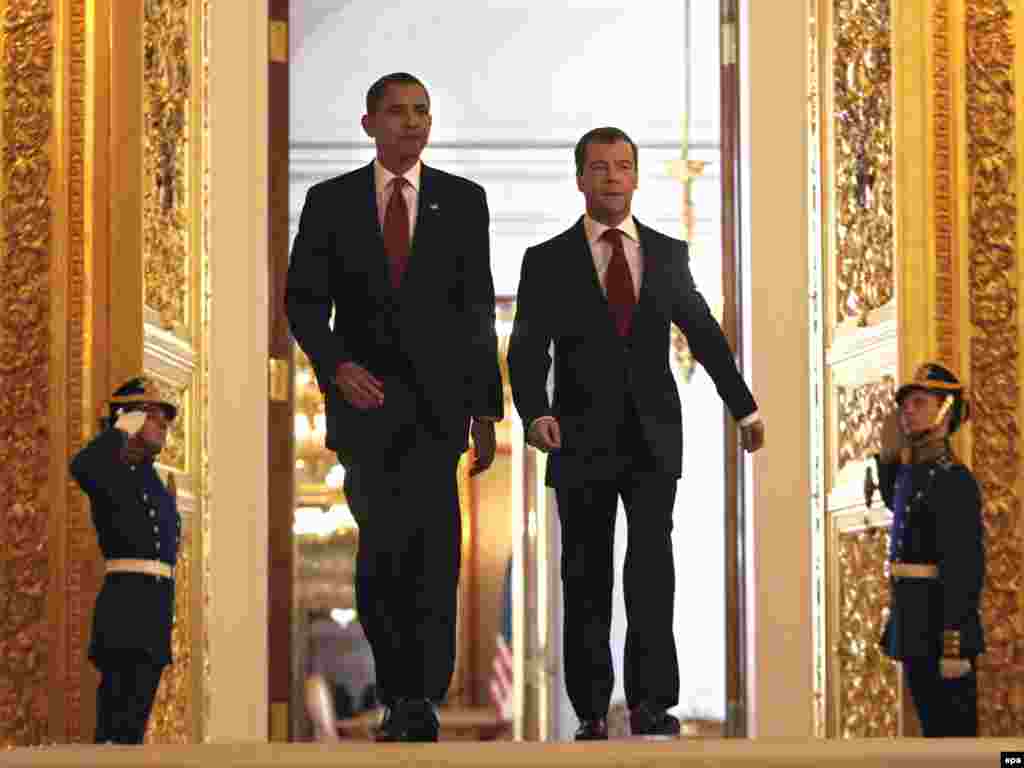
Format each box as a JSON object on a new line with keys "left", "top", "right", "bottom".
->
{"left": 836, "top": 376, "right": 895, "bottom": 471}
{"left": 0, "top": 0, "right": 53, "bottom": 747}
{"left": 151, "top": 378, "right": 187, "bottom": 473}
{"left": 835, "top": 526, "right": 899, "bottom": 737}
{"left": 832, "top": 0, "right": 894, "bottom": 325}
{"left": 64, "top": 0, "right": 88, "bottom": 743}
{"left": 199, "top": 0, "right": 211, "bottom": 740}
{"left": 146, "top": 520, "right": 192, "bottom": 743}
{"left": 933, "top": 0, "right": 956, "bottom": 369}
{"left": 965, "top": 0, "right": 1023, "bottom": 736}
{"left": 143, "top": 0, "right": 192, "bottom": 331}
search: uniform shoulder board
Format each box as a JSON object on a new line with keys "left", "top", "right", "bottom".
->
{"left": 936, "top": 453, "right": 960, "bottom": 471}
{"left": 167, "top": 471, "right": 178, "bottom": 500}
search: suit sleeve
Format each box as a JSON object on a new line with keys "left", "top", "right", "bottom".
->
{"left": 507, "top": 247, "right": 554, "bottom": 428}
{"left": 460, "top": 185, "right": 504, "bottom": 420}
{"left": 670, "top": 244, "right": 757, "bottom": 421}
{"left": 285, "top": 185, "right": 348, "bottom": 393}
{"left": 935, "top": 467, "right": 985, "bottom": 658}
{"left": 69, "top": 428, "right": 128, "bottom": 502}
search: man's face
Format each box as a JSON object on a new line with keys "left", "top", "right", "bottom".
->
{"left": 576, "top": 139, "right": 638, "bottom": 226}
{"left": 138, "top": 405, "right": 170, "bottom": 456}
{"left": 899, "top": 389, "right": 945, "bottom": 436}
{"left": 361, "top": 83, "right": 432, "bottom": 169}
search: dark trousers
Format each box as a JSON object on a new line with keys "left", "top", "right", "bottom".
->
{"left": 904, "top": 657, "right": 978, "bottom": 737}
{"left": 94, "top": 654, "right": 165, "bottom": 744}
{"left": 555, "top": 398, "right": 679, "bottom": 720}
{"left": 342, "top": 433, "right": 462, "bottom": 705}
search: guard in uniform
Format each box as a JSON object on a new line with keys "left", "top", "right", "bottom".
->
{"left": 874, "top": 362, "right": 985, "bottom": 737}
{"left": 69, "top": 376, "right": 181, "bottom": 744}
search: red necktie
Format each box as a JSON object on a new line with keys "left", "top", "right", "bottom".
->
{"left": 603, "top": 228, "right": 635, "bottom": 337}
{"left": 383, "top": 177, "right": 410, "bottom": 289}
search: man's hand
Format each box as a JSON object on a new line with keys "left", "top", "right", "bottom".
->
{"left": 335, "top": 361, "right": 384, "bottom": 410}
{"left": 939, "top": 658, "right": 971, "bottom": 679}
{"left": 470, "top": 418, "right": 497, "bottom": 477}
{"left": 740, "top": 419, "right": 765, "bottom": 453}
{"left": 879, "top": 410, "right": 905, "bottom": 463}
{"left": 527, "top": 417, "right": 561, "bottom": 453}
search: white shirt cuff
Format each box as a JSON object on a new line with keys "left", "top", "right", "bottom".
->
{"left": 739, "top": 411, "right": 761, "bottom": 428}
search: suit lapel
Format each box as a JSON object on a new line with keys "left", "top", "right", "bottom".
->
{"left": 568, "top": 217, "right": 619, "bottom": 335}
{"left": 632, "top": 218, "right": 661, "bottom": 325}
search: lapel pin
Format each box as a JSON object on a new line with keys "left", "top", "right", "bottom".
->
{"left": 429, "top": 202, "right": 440, "bottom": 212}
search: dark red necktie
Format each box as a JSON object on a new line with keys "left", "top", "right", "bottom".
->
{"left": 383, "top": 177, "right": 410, "bottom": 289}
{"left": 603, "top": 228, "right": 635, "bottom": 337}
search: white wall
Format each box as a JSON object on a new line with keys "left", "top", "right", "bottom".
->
{"left": 739, "top": 0, "right": 814, "bottom": 739}
{"left": 206, "top": 0, "right": 269, "bottom": 742}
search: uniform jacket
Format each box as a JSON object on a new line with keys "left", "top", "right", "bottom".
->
{"left": 875, "top": 451, "right": 985, "bottom": 660}
{"left": 70, "top": 428, "right": 180, "bottom": 665}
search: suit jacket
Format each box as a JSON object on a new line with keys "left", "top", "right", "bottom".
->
{"left": 874, "top": 453, "right": 985, "bottom": 660}
{"left": 70, "top": 428, "right": 180, "bottom": 664}
{"left": 285, "top": 162, "right": 503, "bottom": 465}
{"left": 507, "top": 217, "right": 757, "bottom": 487}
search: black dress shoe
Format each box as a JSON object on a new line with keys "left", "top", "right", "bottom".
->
{"left": 374, "top": 703, "right": 405, "bottom": 742}
{"left": 402, "top": 698, "right": 440, "bottom": 743}
{"left": 574, "top": 718, "right": 608, "bottom": 741}
{"left": 629, "top": 703, "right": 680, "bottom": 737}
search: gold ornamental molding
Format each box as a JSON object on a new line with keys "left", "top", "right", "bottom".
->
{"left": 932, "top": 0, "right": 957, "bottom": 369}
{"left": 831, "top": 0, "right": 895, "bottom": 330}
{"left": 0, "top": 0, "right": 54, "bottom": 747}
{"left": 831, "top": 518, "right": 900, "bottom": 738}
{"left": 964, "top": 0, "right": 1023, "bottom": 737}
{"left": 143, "top": 0, "right": 193, "bottom": 335}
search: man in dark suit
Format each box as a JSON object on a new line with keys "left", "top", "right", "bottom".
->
{"left": 285, "top": 72, "right": 503, "bottom": 742}
{"left": 70, "top": 376, "right": 181, "bottom": 744}
{"left": 507, "top": 127, "right": 765, "bottom": 741}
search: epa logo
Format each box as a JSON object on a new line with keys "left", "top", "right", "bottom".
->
{"left": 1003, "top": 756, "right": 1023, "bottom": 766}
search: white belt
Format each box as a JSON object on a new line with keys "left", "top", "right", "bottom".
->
{"left": 891, "top": 563, "right": 939, "bottom": 579}
{"left": 106, "top": 558, "right": 174, "bottom": 579}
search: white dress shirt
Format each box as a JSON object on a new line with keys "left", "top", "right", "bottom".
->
{"left": 374, "top": 159, "right": 421, "bottom": 238}
{"left": 584, "top": 214, "right": 643, "bottom": 299}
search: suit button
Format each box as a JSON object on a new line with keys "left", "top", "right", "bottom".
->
{"left": 153, "top": 525, "right": 159, "bottom": 533}
{"left": 149, "top": 510, "right": 156, "bottom": 518}
{"left": 143, "top": 493, "right": 149, "bottom": 502}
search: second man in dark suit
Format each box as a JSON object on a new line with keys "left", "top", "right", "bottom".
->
{"left": 285, "top": 73, "right": 503, "bottom": 742}
{"left": 508, "top": 127, "right": 765, "bottom": 740}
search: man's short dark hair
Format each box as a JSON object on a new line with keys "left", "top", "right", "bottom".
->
{"left": 574, "top": 127, "right": 639, "bottom": 176}
{"left": 366, "top": 72, "right": 430, "bottom": 114}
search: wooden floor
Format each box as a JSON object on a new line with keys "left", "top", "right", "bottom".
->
{"left": 3, "top": 739, "right": 1021, "bottom": 768}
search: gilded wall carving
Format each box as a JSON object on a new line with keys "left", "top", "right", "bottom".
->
{"left": 152, "top": 378, "right": 187, "bottom": 473}
{"left": 836, "top": 376, "right": 895, "bottom": 472}
{"left": 64, "top": 0, "right": 88, "bottom": 741}
{"left": 0, "top": 0, "right": 53, "bottom": 747}
{"left": 143, "top": 0, "right": 192, "bottom": 331}
{"left": 833, "top": 0, "right": 894, "bottom": 325}
{"left": 965, "top": 0, "right": 1023, "bottom": 736}
{"left": 199, "top": 0, "right": 211, "bottom": 738}
{"left": 146, "top": 518, "right": 192, "bottom": 743}
{"left": 835, "top": 526, "right": 899, "bottom": 737}
{"left": 933, "top": 0, "right": 956, "bottom": 368}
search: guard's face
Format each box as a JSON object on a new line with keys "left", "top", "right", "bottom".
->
{"left": 899, "top": 389, "right": 943, "bottom": 435}
{"left": 138, "top": 405, "right": 170, "bottom": 455}
{"left": 577, "top": 139, "right": 638, "bottom": 225}
{"left": 361, "top": 83, "right": 432, "bottom": 168}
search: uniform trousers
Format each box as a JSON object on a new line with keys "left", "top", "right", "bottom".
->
{"left": 94, "top": 652, "right": 165, "bottom": 744}
{"left": 555, "top": 395, "right": 679, "bottom": 720}
{"left": 904, "top": 657, "right": 978, "bottom": 737}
